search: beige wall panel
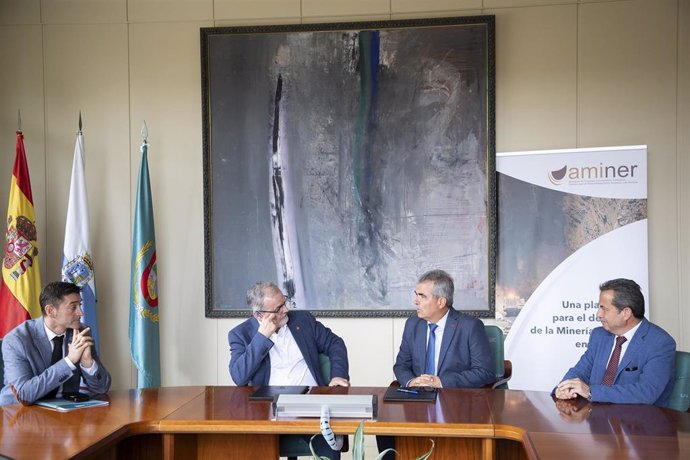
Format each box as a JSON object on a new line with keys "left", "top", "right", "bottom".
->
{"left": 678, "top": 0, "right": 690, "bottom": 351}
{"left": 318, "top": 317, "right": 396, "bottom": 386}
{"left": 213, "top": 17, "right": 302, "bottom": 27}
{"left": 129, "top": 21, "right": 216, "bottom": 386}
{"left": 41, "top": 0, "right": 126, "bottom": 24}
{"left": 302, "top": 0, "right": 390, "bottom": 18}
{"left": 129, "top": 0, "right": 212, "bottom": 22}
{"left": 0, "top": 25, "right": 46, "bottom": 283}
{"left": 302, "top": 15, "right": 391, "bottom": 24}
{"left": 219, "top": 318, "right": 243, "bottom": 384}
{"left": 486, "top": 0, "right": 577, "bottom": 7}
{"left": 0, "top": 0, "right": 40, "bottom": 24}
{"left": 391, "top": 10, "right": 482, "bottom": 20}
{"left": 578, "top": 0, "right": 679, "bottom": 338}
{"left": 491, "top": 4, "right": 577, "bottom": 152}
{"left": 391, "top": 317, "right": 407, "bottom": 376}
{"left": 392, "top": 0, "right": 481, "bottom": 14}
{"left": 43, "top": 24, "right": 131, "bottom": 389}
{"left": 214, "top": 0, "right": 300, "bottom": 21}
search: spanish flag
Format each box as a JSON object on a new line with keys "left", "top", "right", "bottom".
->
{"left": 0, "top": 131, "right": 42, "bottom": 338}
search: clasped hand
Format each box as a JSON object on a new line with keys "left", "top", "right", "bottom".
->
{"left": 67, "top": 327, "right": 94, "bottom": 368}
{"left": 409, "top": 374, "right": 442, "bottom": 388}
{"left": 555, "top": 378, "right": 590, "bottom": 400}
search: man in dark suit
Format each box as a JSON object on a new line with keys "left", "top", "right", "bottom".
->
{"left": 379, "top": 270, "right": 494, "bottom": 459}
{"left": 1, "top": 281, "right": 111, "bottom": 406}
{"left": 228, "top": 281, "right": 349, "bottom": 459}
{"left": 393, "top": 269, "right": 494, "bottom": 389}
{"left": 555, "top": 278, "right": 675, "bottom": 406}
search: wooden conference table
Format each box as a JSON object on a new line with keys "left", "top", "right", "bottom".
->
{"left": 0, "top": 386, "right": 689, "bottom": 459}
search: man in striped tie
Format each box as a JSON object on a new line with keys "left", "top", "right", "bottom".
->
{"left": 555, "top": 278, "right": 675, "bottom": 406}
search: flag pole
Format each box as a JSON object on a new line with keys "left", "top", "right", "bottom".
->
{"left": 78, "top": 111, "right": 82, "bottom": 135}
{"left": 17, "top": 109, "right": 21, "bottom": 133}
{"left": 129, "top": 120, "right": 160, "bottom": 388}
{"left": 141, "top": 120, "right": 148, "bottom": 145}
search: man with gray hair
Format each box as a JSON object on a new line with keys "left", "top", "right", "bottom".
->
{"left": 393, "top": 269, "right": 494, "bottom": 388}
{"left": 228, "top": 281, "right": 350, "bottom": 459}
{"left": 379, "top": 270, "right": 495, "bottom": 459}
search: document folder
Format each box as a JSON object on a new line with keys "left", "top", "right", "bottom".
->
{"left": 249, "top": 385, "right": 309, "bottom": 401}
{"left": 35, "top": 398, "right": 110, "bottom": 412}
{"left": 382, "top": 386, "right": 437, "bottom": 402}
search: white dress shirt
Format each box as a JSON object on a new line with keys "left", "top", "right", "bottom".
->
{"left": 268, "top": 325, "right": 318, "bottom": 386}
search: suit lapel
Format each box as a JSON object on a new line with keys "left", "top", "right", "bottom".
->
{"left": 616, "top": 319, "right": 648, "bottom": 379}
{"left": 30, "top": 318, "right": 52, "bottom": 368}
{"left": 287, "top": 315, "right": 310, "bottom": 364}
{"left": 414, "top": 320, "right": 427, "bottom": 375}
{"left": 594, "top": 332, "right": 615, "bottom": 383}
{"left": 437, "top": 309, "right": 458, "bottom": 372}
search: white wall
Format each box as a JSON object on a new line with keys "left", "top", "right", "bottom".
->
{"left": 0, "top": 0, "right": 688, "bottom": 391}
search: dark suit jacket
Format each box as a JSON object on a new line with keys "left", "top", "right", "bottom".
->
{"left": 1, "top": 318, "right": 112, "bottom": 406}
{"left": 228, "top": 311, "right": 349, "bottom": 386}
{"left": 393, "top": 308, "right": 495, "bottom": 388}
{"left": 560, "top": 318, "right": 675, "bottom": 406}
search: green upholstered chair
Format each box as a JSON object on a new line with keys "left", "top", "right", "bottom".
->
{"left": 666, "top": 351, "right": 690, "bottom": 412}
{"left": 484, "top": 325, "right": 512, "bottom": 390}
{"left": 279, "top": 353, "right": 348, "bottom": 459}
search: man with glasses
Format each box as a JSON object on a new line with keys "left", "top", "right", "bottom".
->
{"left": 229, "top": 281, "right": 349, "bottom": 387}
{"left": 229, "top": 281, "right": 349, "bottom": 458}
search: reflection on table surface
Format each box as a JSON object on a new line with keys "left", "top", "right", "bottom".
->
{"left": 0, "top": 386, "right": 688, "bottom": 460}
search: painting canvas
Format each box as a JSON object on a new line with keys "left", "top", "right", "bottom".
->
{"left": 201, "top": 16, "right": 496, "bottom": 317}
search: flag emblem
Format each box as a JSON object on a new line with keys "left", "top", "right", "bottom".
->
{"left": 3, "top": 215, "right": 38, "bottom": 278}
{"left": 140, "top": 251, "right": 158, "bottom": 308}
{"left": 62, "top": 254, "right": 94, "bottom": 287}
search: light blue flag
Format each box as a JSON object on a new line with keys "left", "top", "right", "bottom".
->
{"left": 62, "top": 132, "right": 100, "bottom": 351}
{"left": 129, "top": 141, "right": 160, "bottom": 388}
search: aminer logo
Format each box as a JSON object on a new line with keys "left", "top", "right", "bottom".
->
{"left": 548, "top": 163, "right": 639, "bottom": 185}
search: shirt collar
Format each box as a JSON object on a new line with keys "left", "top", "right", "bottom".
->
{"left": 621, "top": 319, "right": 642, "bottom": 342}
{"left": 429, "top": 308, "right": 450, "bottom": 330}
{"left": 43, "top": 320, "right": 65, "bottom": 342}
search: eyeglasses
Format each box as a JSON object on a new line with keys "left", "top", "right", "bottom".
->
{"left": 256, "top": 300, "right": 291, "bottom": 314}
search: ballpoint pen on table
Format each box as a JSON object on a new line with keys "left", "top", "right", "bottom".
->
{"left": 396, "top": 388, "right": 419, "bottom": 395}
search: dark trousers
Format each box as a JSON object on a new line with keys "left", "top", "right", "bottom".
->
{"left": 376, "top": 435, "right": 396, "bottom": 460}
{"left": 282, "top": 434, "right": 342, "bottom": 460}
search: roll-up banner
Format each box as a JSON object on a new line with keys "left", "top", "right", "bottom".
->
{"left": 496, "top": 146, "right": 648, "bottom": 391}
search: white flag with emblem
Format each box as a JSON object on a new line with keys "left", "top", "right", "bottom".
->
{"left": 62, "top": 132, "right": 100, "bottom": 351}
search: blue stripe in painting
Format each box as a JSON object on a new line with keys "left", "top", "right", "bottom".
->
{"left": 352, "top": 30, "right": 387, "bottom": 301}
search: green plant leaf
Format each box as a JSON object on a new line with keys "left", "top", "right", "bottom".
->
{"left": 374, "top": 448, "right": 397, "bottom": 460}
{"left": 308, "top": 433, "right": 332, "bottom": 460}
{"left": 351, "top": 419, "right": 367, "bottom": 459}
{"left": 414, "top": 439, "right": 435, "bottom": 460}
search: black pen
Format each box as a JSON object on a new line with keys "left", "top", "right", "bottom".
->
{"left": 396, "top": 388, "right": 419, "bottom": 395}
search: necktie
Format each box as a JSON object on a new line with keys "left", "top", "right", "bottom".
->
{"left": 601, "top": 336, "right": 627, "bottom": 385}
{"left": 424, "top": 324, "right": 438, "bottom": 375}
{"left": 46, "top": 335, "right": 64, "bottom": 399}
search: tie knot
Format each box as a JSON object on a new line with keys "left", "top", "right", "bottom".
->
{"left": 428, "top": 323, "right": 438, "bottom": 333}
{"left": 53, "top": 335, "right": 64, "bottom": 345}
{"left": 615, "top": 336, "right": 627, "bottom": 346}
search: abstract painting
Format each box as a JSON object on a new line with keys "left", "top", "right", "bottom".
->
{"left": 201, "top": 16, "right": 496, "bottom": 317}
